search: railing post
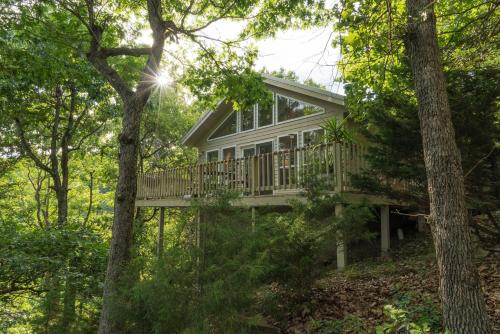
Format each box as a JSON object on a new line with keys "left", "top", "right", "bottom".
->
{"left": 197, "top": 164, "right": 203, "bottom": 197}
{"left": 252, "top": 155, "right": 259, "bottom": 195}
{"left": 335, "top": 142, "right": 343, "bottom": 192}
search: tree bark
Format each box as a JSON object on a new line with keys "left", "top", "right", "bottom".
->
{"left": 98, "top": 99, "right": 144, "bottom": 334}
{"left": 404, "top": 1, "right": 493, "bottom": 333}
{"left": 60, "top": 255, "right": 79, "bottom": 332}
{"left": 93, "top": 1, "right": 167, "bottom": 331}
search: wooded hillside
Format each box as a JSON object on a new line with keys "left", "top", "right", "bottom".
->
{"left": 0, "top": 0, "right": 498, "bottom": 333}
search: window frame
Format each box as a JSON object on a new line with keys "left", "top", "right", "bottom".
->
{"left": 221, "top": 145, "right": 237, "bottom": 161}
{"left": 277, "top": 132, "right": 299, "bottom": 152}
{"left": 254, "top": 139, "right": 275, "bottom": 155}
{"left": 207, "top": 112, "right": 238, "bottom": 141}
{"left": 256, "top": 93, "right": 275, "bottom": 129}
{"left": 206, "top": 149, "right": 220, "bottom": 162}
{"left": 239, "top": 105, "right": 256, "bottom": 133}
{"left": 275, "top": 94, "right": 325, "bottom": 125}
{"left": 302, "top": 127, "right": 326, "bottom": 147}
{"left": 240, "top": 144, "right": 256, "bottom": 158}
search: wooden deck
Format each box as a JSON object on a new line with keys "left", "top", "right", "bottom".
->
{"left": 136, "top": 142, "right": 399, "bottom": 207}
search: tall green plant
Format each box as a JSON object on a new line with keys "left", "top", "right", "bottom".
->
{"left": 321, "top": 118, "right": 355, "bottom": 143}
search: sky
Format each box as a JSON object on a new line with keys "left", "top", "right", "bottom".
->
{"left": 200, "top": 20, "right": 344, "bottom": 94}
{"left": 142, "top": 20, "right": 344, "bottom": 94}
{"left": 254, "top": 28, "right": 343, "bottom": 93}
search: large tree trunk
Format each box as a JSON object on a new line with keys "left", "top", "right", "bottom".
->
{"left": 98, "top": 99, "right": 144, "bottom": 334}
{"left": 86, "top": 1, "right": 165, "bottom": 331}
{"left": 404, "top": 1, "right": 493, "bottom": 333}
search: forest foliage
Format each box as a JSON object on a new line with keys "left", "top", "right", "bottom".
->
{"left": 0, "top": 0, "right": 498, "bottom": 332}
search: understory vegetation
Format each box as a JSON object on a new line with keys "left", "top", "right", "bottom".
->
{"left": 101, "top": 190, "right": 380, "bottom": 333}
{"left": 3, "top": 184, "right": 497, "bottom": 333}
{"left": 1, "top": 0, "right": 498, "bottom": 332}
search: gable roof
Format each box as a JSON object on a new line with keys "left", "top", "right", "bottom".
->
{"left": 181, "top": 74, "right": 345, "bottom": 146}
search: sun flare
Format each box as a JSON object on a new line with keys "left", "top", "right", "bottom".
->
{"left": 156, "top": 71, "right": 171, "bottom": 87}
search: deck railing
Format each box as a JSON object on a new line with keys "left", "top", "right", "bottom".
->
{"left": 137, "top": 142, "right": 368, "bottom": 200}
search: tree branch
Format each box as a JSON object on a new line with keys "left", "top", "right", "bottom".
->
{"left": 49, "top": 86, "right": 62, "bottom": 191}
{"left": 68, "top": 123, "right": 105, "bottom": 152}
{"left": 14, "top": 118, "right": 53, "bottom": 176}
{"left": 83, "top": 0, "right": 134, "bottom": 100}
{"left": 464, "top": 146, "right": 497, "bottom": 178}
{"left": 100, "top": 47, "right": 152, "bottom": 58}
{"left": 83, "top": 171, "right": 94, "bottom": 226}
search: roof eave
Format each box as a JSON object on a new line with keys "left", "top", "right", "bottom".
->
{"left": 181, "top": 99, "right": 226, "bottom": 146}
{"left": 261, "top": 74, "right": 345, "bottom": 105}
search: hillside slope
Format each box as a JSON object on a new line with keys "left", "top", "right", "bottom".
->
{"left": 263, "top": 236, "right": 499, "bottom": 333}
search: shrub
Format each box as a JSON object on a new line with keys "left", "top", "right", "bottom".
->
{"left": 376, "top": 292, "right": 445, "bottom": 334}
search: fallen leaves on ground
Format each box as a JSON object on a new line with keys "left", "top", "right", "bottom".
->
{"left": 263, "top": 235, "right": 499, "bottom": 333}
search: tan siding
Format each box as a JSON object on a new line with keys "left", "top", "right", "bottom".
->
{"left": 195, "top": 85, "right": 345, "bottom": 160}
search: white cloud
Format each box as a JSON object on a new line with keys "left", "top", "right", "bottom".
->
{"left": 139, "top": 20, "right": 344, "bottom": 94}
{"left": 254, "top": 28, "right": 343, "bottom": 93}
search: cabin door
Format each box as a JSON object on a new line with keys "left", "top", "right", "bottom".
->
{"left": 256, "top": 141, "right": 274, "bottom": 191}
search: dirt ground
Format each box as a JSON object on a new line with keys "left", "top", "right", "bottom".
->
{"left": 266, "top": 235, "right": 499, "bottom": 333}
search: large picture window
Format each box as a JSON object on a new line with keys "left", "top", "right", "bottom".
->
{"left": 241, "top": 106, "right": 254, "bottom": 131}
{"left": 257, "top": 100, "right": 273, "bottom": 127}
{"left": 209, "top": 113, "right": 237, "bottom": 140}
{"left": 277, "top": 95, "right": 323, "bottom": 123}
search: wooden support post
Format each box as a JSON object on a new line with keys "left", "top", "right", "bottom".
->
{"left": 335, "top": 203, "right": 347, "bottom": 270}
{"left": 157, "top": 207, "right": 165, "bottom": 258}
{"left": 251, "top": 207, "right": 256, "bottom": 233}
{"left": 195, "top": 209, "right": 202, "bottom": 293}
{"left": 196, "top": 209, "right": 201, "bottom": 249}
{"left": 417, "top": 215, "right": 426, "bottom": 232}
{"left": 381, "top": 205, "right": 390, "bottom": 255}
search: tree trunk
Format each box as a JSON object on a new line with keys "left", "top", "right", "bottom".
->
{"left": 56, "top": 190, "right": 69, "bottom": 227}
{"left": 98, "top": 98, "right": 144, "bottom": 334}
{"left": 60, "top": 255, "right": 79, "bottom": 331}
{"left": 404, "top": 1, "right": 493, "bottom": 333}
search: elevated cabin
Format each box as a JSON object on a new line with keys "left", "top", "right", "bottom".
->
{"left": 137, "top": 75, "right": 377, "bottom": 205}
{"left": 136, "top": 75, "right": 415, "bottom": 269}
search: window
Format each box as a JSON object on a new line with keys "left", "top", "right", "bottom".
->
{"left": 278, "top": 134, "right": 298, "bottom": 165}
{"left": 209, "top": 113, "right": 237, "bottom": 139}
{"left": 303, "top": 129, "right": 325, "bottom": 146}
{"left": 278, "top": 134, "right": 298, "bottom": 151}
{"left": 242, "top": 147, "right": 255, "bottom": 157}
{"left": 222, "top": 147, "right": 236, "bottom": 161}
{"left": 256, "top": 141, "right": 273, "bottom": 155}
{"left": 277, "top": 95, "right": 323, "bottom": 123}
{"left": 257, "top": 100, "right": 273, "bottom": 127}
{"left": 241, "top": 106, "right": 254, "bottom": 131}
{"left": 278, "top": 135, "right": 297, "bottom": 186}
{"left": 206, "top": 150, "right": 219, "bottom": 162}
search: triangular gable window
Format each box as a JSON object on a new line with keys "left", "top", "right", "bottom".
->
{"left": 209, "top": 112, "right": 237, "bottom": 140}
